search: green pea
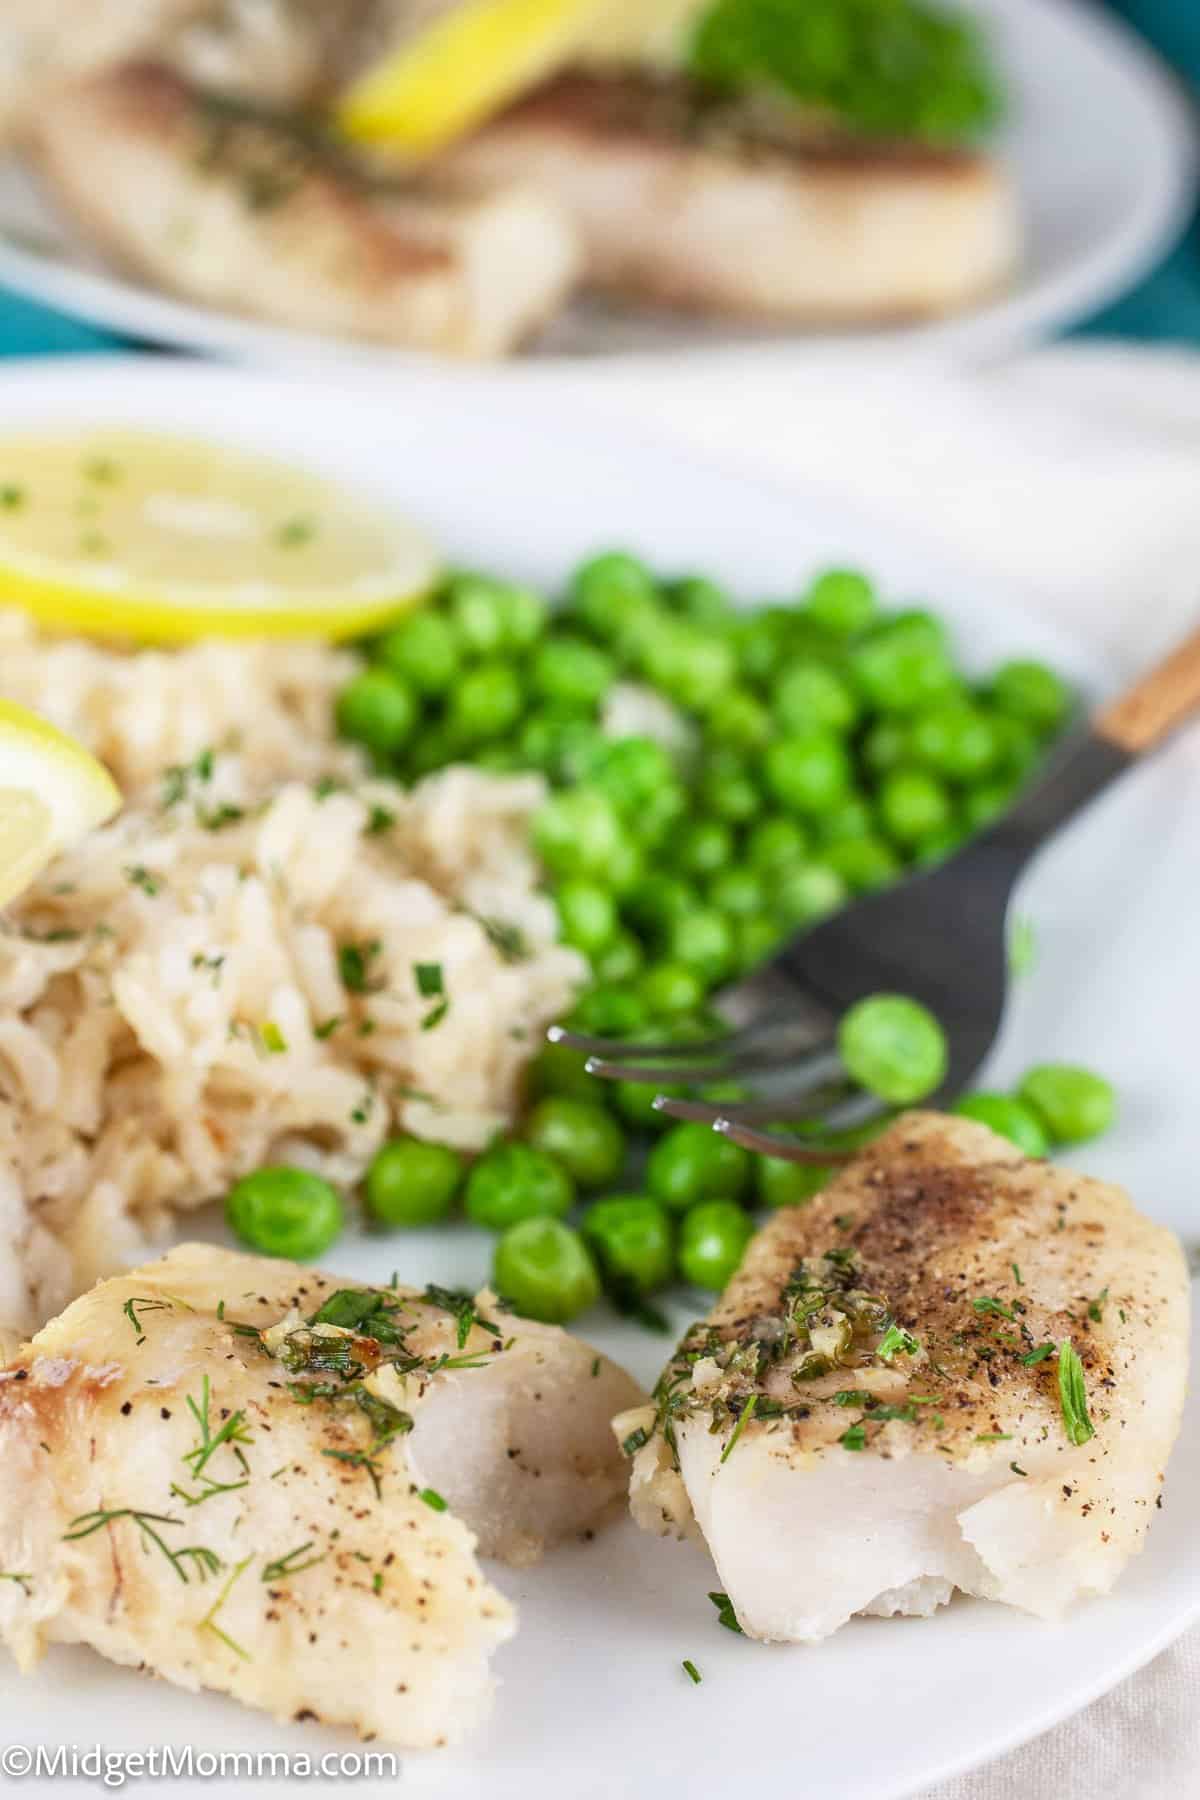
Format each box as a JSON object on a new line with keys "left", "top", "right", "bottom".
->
{"left": 961, "top": 781, "right": 1017, "bottom": 831}
{"left": 773, "top": 661, "right": 859, "bottom": 735}
{"left": 226, "top": 1166, "right": 343, "bottom": 1261}
{"left": 528, "top": 1042, "right": 598, "bottom": 1103}
{"left": 910, "top": 704, "right": 1000, "bottom": 782}
{"left": 587, "top": 736, "right": 678, "bottom": 815}
{"left": 567, "top": 984, "right": 649, "bottom": 1038}
{"left": 757, "top": 1152, "right": 829, "bottom": 1208}
{"left": 405, "top": 722, "right": 457, "bottom": 778}
{"left": 860, "top": 718, "right": 912, "bottom": 776}
{"left": 448, "top": 574, "right": 510, "bottom": 656}
{"left": 365, "top": 1138, "right": 464, "bottom": 1228}
{"left": 582, "top": 1194, "right": 675, "bottom": 1294}
{"left": 668, "top": 574, "right": 733, "bottom": 627}
{"left": 849, "top": 617, "right": 959, "bottom": 715}
{"left": 1018, "top": 1065, "right": 1116, "bottom": 1146}
{"left": 774, "top": 861, "right": 847, "bottom": 926}
{"left": 335, "top": 670, "right": 418, "bottom": 758}
{"left": 698, "top": 751, "right": 761, "bottom": 824}
{"left": 734, "top": 609, "right": 793, "bottom": 685}
{"left": 678, "top": 1200, "right": 754, "bottom": 1290}
{"left": 641, "top": 961, "right": 706, "bottom": 1017}
{"left": 495, "top": 584, "right": 548, "bottom": 650}
{"left": 591, "top": 929, "right": 644, "bottom": 984}
{"left": 745, "top": 816, "right": 809, "bottom": 873}
{"left": 647, "top": 1121, "right": 751, "bottom": 1211}
{"left": 952, "top": 1093, "right": 1049, "bottom": 1158}
{"left": 705, "top": 687, "right": 773, "bottom": 751}
{"left": 825, "top": 835, "right": 901, "bottom": 893}
{"left": 667, "top": 907, "right": 735, "bottom": 985}
{"left": 763, "top": 732, "right": 852, "bottom": 815}
{"left": 571, "top": 551, "right": 659, "bottom": 640}
{"left": 624, "top": 873, "right": 696, "bottom": 940}
{"left": 532, "top": 787, "right": 625, "bottom": 879}
{"left": 708, "top": 867, "right": 765, "bottom": 917}
{"left": 676, "top": 817, "right": 736, "bottom": 881}
{"left": 555, "top": 880, "right": 618, "bottom": 955}
{"left": 817, "top": 795, "right": 876, "bottom": 844}
{"left": 800, "top": 568, "right": 878, "bottom": 637}
{"left": 733, "top": 912, "right": 780, "bottom": 972}
{"left": 877, "top": 767, "right": 953, "bottom": 845}
{"left": 913, "top": 826, "right": 968, "bottom": 866}
{"left": 377, "top": 611, "right": 460, "bottom": 696}
{"left": 990, "top": 660, "right": 1071, "bottom": 733}
{"left": 464, "top": 1142, "right": 574, "bottom": 1231}
{"left": 516, "top": 708, "right": 585, "bottom": 774}
{"left": 641, "top": 623, "right": 737, "bottom": 712}
{"left": 838, "top": 994, "right": 947, "bottom": 1104}
{"left": 628, "top": 781, "right": 689, "bottom": 847}
{"left": 991, "top": 713, "right": 1041, "bottom": 779}
{"left": 525, "top": 1096, "right": 626, "bottom": 1189}
{"left": 447, "top": 662, "right": 523, "bottom": 745}
{"left": 493, "top": 1218, "right": 600, "bottom": 1324}
{"left": 531, "top": 634, "right": 616, "bottom": 709}
{"left": 615, "top": 1078, "right": 683, "bottom": 1130}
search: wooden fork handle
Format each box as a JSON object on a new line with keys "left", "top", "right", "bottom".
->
{"left": 1095, "top": 621, "right": 1200, "bottom": 754}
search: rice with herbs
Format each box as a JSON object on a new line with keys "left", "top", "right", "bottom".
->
{"left": 0, "top": 611, "right": 584, "bottom": 1333}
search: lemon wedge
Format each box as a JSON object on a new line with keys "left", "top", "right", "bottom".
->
{"left": 338, "top": 0, "right": 610, "bottom": 156}
{"left": 0, "top": 432, "right": 440, "bottom": 644}
{"left": 0, "top": 700, "right": 121, "bottom": 908}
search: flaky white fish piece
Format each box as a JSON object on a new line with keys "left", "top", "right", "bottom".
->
{"left": 621, "top": 1113, "right": 1188, "bottom": 1642}
{"left": 24, "top": 63, "right": 580, "bottom": 358}
{"left": 0, "top": 1244, "right": 641, "bottom": 1744}
{"left": 444, "top": 71, "right": 1017, "bottom": 325}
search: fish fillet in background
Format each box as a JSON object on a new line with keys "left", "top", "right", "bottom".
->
{"left": 445, "top": 72, "right": 1019, "bottom": 324}
{"left": 0, "top": 0, "right": 202, "bottom": 139}
{"left": 619, "top": 1113, "right": 1188, "bottom": 1641}
{"left": 24, "top": 63, "right": 581, "bottom": 358}
{"left": 0, "top": 1244, "right": 642, "bottom": 1745}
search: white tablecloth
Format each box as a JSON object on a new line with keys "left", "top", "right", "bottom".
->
{"left": 563, "top": 339, "right": 1200, "bottom": 1799}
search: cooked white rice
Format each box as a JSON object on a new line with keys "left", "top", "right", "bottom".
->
{"left": 0, "top": 612, "right": 585, "bottom": 1333}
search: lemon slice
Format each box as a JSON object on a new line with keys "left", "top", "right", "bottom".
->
{"left": 0, "top": 700, "right": 121, "bottom": 908}
{"left": 338, "top": 0, "right": 610, "bottom": 156}
{"left": 0, "top": 431, "right": 440, "bottom": 644}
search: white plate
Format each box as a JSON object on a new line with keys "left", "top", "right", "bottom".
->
{"left": 0, "top": 0, "right": 1193, "bottom": 371}
{"left": 0, "top": 358, "right": 1197, "bottom": 1800}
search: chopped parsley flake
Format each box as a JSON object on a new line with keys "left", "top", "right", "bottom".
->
{"left": 708, "top": 1590, "right": 743, "bottom": 1635}
{"left": 1057, "top": 1341, "right": 1095, "bottom": 1446}
{"left": 338, "top": 939, "right": 381, "bottom": 994}
{"left": 876, "top": 1324, "right": 919, "bottom": 1361}
{"left": 682, "top": 1659, "right": 702, "bottom": 1685}
{"left": 418, "top": 1488, "right": 448, "bottom": 1513}
{"left": 258, "top": 1021, "right": 287, "bottom": 1055}
{"left": 839, "top": 1423, "right": 866, "bottom": 1451}
{"left": 414, "top": 962, "right": 444, "bottom": 998}
{"left": 1087, "top": 1287, "right": 1109, "bottom": 1324}
{"left": 972, "top": 1296, "right": 1015, "bottom": 1321}
{"left": 124, "top": 864, "right": 162, "bottom": 897}
{"left": 1021, "top": 1344, "right": 1055, "bottom": 1366}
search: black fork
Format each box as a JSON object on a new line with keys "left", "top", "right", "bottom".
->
{"left": 550, "top": 621, "right": 1200, "bottom": 1157}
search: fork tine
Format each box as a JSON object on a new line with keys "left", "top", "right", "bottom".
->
{"left": 651, "top": 1052, "right": 846, "bottom": 1120}
{"left": 587, "top": 1037, "right": 837, "bottom": 1086}
{"left": 716, "top": 1102, "right": 889, "bottom": 1159}
{"left": 546, "top": 1009, "right": 826, "bottom": 1066}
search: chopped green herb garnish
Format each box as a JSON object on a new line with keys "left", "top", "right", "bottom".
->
{"left": 365, "top": 804, "right": 396, "bottom": 836}
{"left": 1057, "top": 1341, "right": 1095, "bottom": 1446}
{"left": 1011, "top": 1262, "right": 1023, "bottom": 1286}
{"left": 122, "top": 1295, "right": 171, "bottom": 1346}
{"left": 313, "top": 1016, "right": 343, "bottom": 1040}
{"left": 1021, "top": 1344, "right": 1055, "bottom": 1366}
{"left": 124, "top": 864, "right": 162, "bottom": 897}
{"left": 275, "top": 516, "right": 315, "bottom": 549}
{"left": 0, "top": 1571, "right": 32, "bottom": 1593}
{"left": 183, "top": 1376, "right": 254, "bottom": 1483}
{"left": 418, "top": 1488, "right": 448, "bottom": 1512}
{"left": 63, "top": 1510, "right": 219, "bottom": 1584}
{"left": 839, "top": 1423, "right": 867, "bottom": 1451}
{"left": 258, "top": 1021, "right": 287, "bottom": 1055}
{"left": 1009, "top": 1461, "right": 1028, "bottom": 1477}
{"left": 0, "top": 484, "right": 24, "bottom": 509}
{"left": 414, "top": 962, "right": 444, "bottom": 998}
{"left": 708, "top": 1590, "right": 743, "bottom": 1635}
{"left": 622, "top": 1426, "right": 650, "bottom": 1457}
{"left": 972, "top": 1296, "right": 1015, "bottom": 1321}
{"left": 199, "top": 1555, "right": 252, "bottom": 1660}
{"left": 876, "top": 1324, "right": 919, "bottom": 1361}
{"left": 262, "top": 1543, "right": 326, "bottom": 1582}
{"left": 1087, "top": 1287, "right": 1108, "bottom": 1324}
{"left": 974, "top": 1432, "right": 1013, "bottom": 1443}
{"left": 682, "top": 1658, "right": 702, "bottom": 1685}
{"left": 338, "top": 939, "right": 381, "bottom": 994}
{"left": 719, "top": 1394, "right": 758, "bottom": 1465}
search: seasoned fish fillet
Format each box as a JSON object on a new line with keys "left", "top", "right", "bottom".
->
{"left": 0, "top": 1244, "right": 641, "bottom": 1743}
{"left": 620, "top": 1113, "right": 1188, "bottom": 1641}
{"left": 0, "top": 0, "right": 201, "bottom": 139}
{"left": 167, "top": 0, "right": 376, "bottom": 108}
{"left": 445, "top": 72, "right": 1018, "bottom": 324}
{"left": 25, "top": 64, "right": 580, "bottom": 358}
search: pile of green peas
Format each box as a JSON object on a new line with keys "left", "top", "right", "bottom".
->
{"left": 222, "top": 553, "right": 1115, "bottom": 1324}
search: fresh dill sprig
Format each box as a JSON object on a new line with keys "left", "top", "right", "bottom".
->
{"left": 122, "top": 1295, "right": 171, "bottom": 1346}
{"left": 199, "top": 1555, "right": 253, "bottom": 1660}
{"left": 1057, "top": 1341, "right": 1095, "bottom": 1446}
{"left": 63, "top": 1510, "right": 220, "bottom": 1585}
{"left": 262, "top": 1543, "right": 326, "bottom": 1582}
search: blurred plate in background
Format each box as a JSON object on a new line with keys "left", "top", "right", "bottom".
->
{"left": 0, "top": 0, "right": 1192, "bottom": 370}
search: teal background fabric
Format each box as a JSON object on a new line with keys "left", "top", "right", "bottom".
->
{"left": 0, "top": 2, "right": 1194, "bottom": 357}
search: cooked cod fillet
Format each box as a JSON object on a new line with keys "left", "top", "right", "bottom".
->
{"left": 0, "top": 1244, "right": 641, "bottom": 1743}
{"left": 0, "top": 0, "right": 201, "bottom": 140}
{"left": 444, "top": 71, "right": 1018, "bottom": 324}
{"left": 621, "top": 1113, "right": 1188, "bottom": 1641}
{"left": 25, "top": 63, "right": 580, "bottom": 358}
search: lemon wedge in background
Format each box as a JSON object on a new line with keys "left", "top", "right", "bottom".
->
{"left": 338, "top": 0, "right": 610, "bottom": 155}
{"left": 0, "top": 432, "right": 440, "bottom": 643}
{"left": 0, "top": 701, "right": 121, "bottom": 908}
